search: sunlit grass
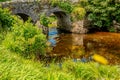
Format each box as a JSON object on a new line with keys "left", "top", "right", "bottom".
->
{"left": 63, "top": 60, "right": 120, "bottom": 80}
{"left": 0, "top": 0, "right": 10, "bottom": 2}
{"left": 0, "top": 46, "right": 120, "bottom": 80}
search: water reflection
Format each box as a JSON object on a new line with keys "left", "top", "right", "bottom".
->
{"left": 48, "top": 28, "right": 120, "bottom": 65}
{"left": 48, "top": 28, "right": 58, "bottom": 47}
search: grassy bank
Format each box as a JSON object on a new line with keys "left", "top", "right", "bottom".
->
{"left": 0, "top": 0, "right": 10, "bottom": 2}
{"left": 0, "top": 46, "right": 120, "bottom": 80}
{"left": 0, "top": 5, "right": 120, "bottom": 80}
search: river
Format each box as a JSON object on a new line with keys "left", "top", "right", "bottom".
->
{"left": 47, "top": 28, "right": 120, "bottom": 65}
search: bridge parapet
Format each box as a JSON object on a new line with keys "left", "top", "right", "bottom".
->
{"left": 1, "top": 0, "right": 51, "bottom": 23}
{"left": 0, "top": 0, "right": 88, "bottom": 34}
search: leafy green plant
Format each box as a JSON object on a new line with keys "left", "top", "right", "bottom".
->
{"left": 75, "top": 0, "right": 88, "bottom": 7}
{"left": 80, "top": 0, "right": 88, "bottom": 7}
{"left": 71, "top": 7, "right": 86, "bottom": 21}
{"left": 2, "top": 17, "right": 47, "bottom": 58}
{"left": 0, "top": 0, "right": 11, "bottom": 2}
{"left": 109, "top": 27, "right": 116, "bottom": 32}
{"left": 63, "top": 60, "right": 120, "bottom": 80}
{"left": 40, "top": 14, "right": 50, "bottom": 27}
{"left": 0, "top": 47, "right": 120, "bottom": 80}
{"left": 40, "top": 13, "right": 57, "bottom": 27}
{"left": 0, "top": 7, "right": 14, "bottom": 44}
{"left": 114, "top": 2, "right": 120, "bottom": 22}
{"left": 0, "top": 7, "right": 14, "bottom": 29}
{"left": 85, "top": 0, "right": 120, "bottom": 31}
{"left": 49, "top": 0, "right": 73, "bottom": 13}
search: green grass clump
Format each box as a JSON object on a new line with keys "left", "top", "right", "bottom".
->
{"left": 0, "top": 46, "right": 75, "bottom": 80}
{"left": 63, "top": 60, "right": 120, "bottom": 80}
{"left": 0, "top": 0, "right": 10, "bottom": 2}
{"left": 2, "top": 17, "right": 47, "bottom": 58}
{"left": 0, "top": 46, "right": 120, "bottom": 80}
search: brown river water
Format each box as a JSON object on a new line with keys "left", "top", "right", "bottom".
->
{"left": 47, "top": 28, "right": 120, "bottom": 65}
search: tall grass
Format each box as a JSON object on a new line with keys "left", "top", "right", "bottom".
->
{"left": 0, "top": 46, "right": 74, "bottom": 80}
{"left": 0, "top": 46, "right": 120, "bottom": 80}
{"left": 63, "top": 60, "right": 120, "bottom": 80}
{"left": 0, "top": 0, "right": 11, "bottom": 2}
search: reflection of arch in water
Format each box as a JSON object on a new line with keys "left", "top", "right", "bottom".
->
{"left": 15, "top": 13, "right": 33, "bottom": 22}
{"left": 46, "top": 7, "right": 72, "bottom": 32}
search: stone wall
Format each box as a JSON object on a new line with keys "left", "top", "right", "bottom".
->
{"left": 1, "top": 1, "right": 50, "bottom": 23}
{"left": 113, "top": 20, "right": 120, "bottom": 32}
{"left": 1, "top": 0, "right": 90, "bottom": 34}
{"left": 71, "top": 17, "right": 90, "bottom": 34}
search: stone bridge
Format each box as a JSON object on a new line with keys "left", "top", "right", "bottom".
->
{"left": 0, "top": 0, "right": 88, "bottom": 34}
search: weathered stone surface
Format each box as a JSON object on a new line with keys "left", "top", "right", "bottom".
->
{"left": 0, "top": 1, "right": 90, "bottom": 34}
{"left": 113, "top": 20, "right": 120, "bottom": 32}
{"left": 46, "top": 7, "right": 72, "bottom": 32}
{"left": 57, "top": 13, "right": 72, "bottom": 32}
{"left": 35, "top": 21, "right": 48, "bottom": 35}
{"left": 71, "top": 20, "right": 89, "bottom": 34}
{"left": 1, "top": 1, "right": 43, "bottom": 23}
{"left": 1, "top": 1, "right": 73, "bottom": 33}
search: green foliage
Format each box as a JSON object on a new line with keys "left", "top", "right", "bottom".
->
{"left": 63, "top": 60, "right": 120, "bottom": 80}
{"left": 0, "top": 7, "right": 14, "bottom": 29}
{"left": 77, "top": 0, "right": 89, "bottom": 7}
{"left": 0, "top": 0, "right": 10, "bottom": 2}
{"left": 109, "top": 27, "right": 116, "bottom": 32}
{"left": 0, "top": 7, "right": 47, "bottom": 58}
{"left": 80, "top": 0, "right": 88, "bottom": 7}
{"left": 0, "top": 7, "right": 14, "bottom": 44}
{"left": 49, "top": 0, "right": 73, "bottom": 13}
{"left": 72, "top": 7, "right": 86, "bottom": 21}
{"left": 2, "top": 17, "right": 47, "bottom": 58}
{"left": 0, "top": 47, "right": 120, "bottom": 80}
{"left": 48, "top": 16, "right": 57, "bottom": 27}
{"left": 85, "top": 0, "right": 120, "bottom": 31}
{"left": 40, "top": 13, "right": 57, "bottom": 27}
{"left": 40, "top": 14, "right": 50, "bottom": 27}
{"left": 114, "top": 2, "right": 120, "bottom": 22}
{"left": 0, "top": 47, "right": 45, "bottom": 79}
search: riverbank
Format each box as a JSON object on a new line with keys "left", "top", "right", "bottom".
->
{"left": 0, "top": 46, "right": 120, "bottom": 80}
{"left": 47, "top": 28, "right": 120, "bottom": 65}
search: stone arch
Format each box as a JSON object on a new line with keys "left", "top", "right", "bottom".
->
{"left": 1, "top": 1, "right": 39, "bottom": 23}
{"left": 16, "top": 13, "right": 32, "bottom": 22}
{"left": 46, "top": 7, "right": 72, "bottom": 32}
{"left": 14, "top": 12, "right": 37, "bottom": 23}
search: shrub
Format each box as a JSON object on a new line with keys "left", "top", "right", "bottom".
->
{"left": 40, "top": 14, "right": 50, "bottom": 27}
{"left": 0, "top": 7, "right": 14, "bottom": 29}
{"left": 49, "top": 0, "right": 73, "bottom": 13}
{"left": 0, "top": 7, "right": 47, "bottom": 58}
{"left": 2, "top": 18, "right": 47, "bottom": 58}
{"left": 85, "top": 0, "right": 120, "bottom": 31}
{"left": 0, "top": 7, "right": 14, "bottom": 44}
{"left": 73, "top": 0, "right": 88, "bottom": 8}
{"left": 79, "top": 0, "right": 89, "bottom": 7}
{"left": 71, "top": 7, "right": 86, "bottom": 21}
{"left": 40, "top": 13, "right": 57, "bottom": 27}
{"left": 0, "top": 0, "right": 10, "bottom": 2}
{"left": 114, "top": 2, "right": 120, "bottom": 22}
